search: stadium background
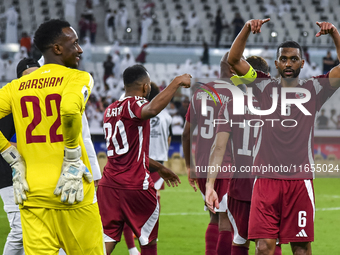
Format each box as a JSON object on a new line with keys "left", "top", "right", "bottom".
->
{"left": 0, "top": 0, "right": 339, "bottom": 254}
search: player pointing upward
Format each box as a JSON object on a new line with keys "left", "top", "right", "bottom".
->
{"left": 227, "top": 18, "right": 340, "bottom": 255}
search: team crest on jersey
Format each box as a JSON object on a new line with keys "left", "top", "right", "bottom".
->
{"left": 295, "top": 92, "right": 306, "bottom": 99}
{"left": 137, "top": 99, "right": 148, "bottom": 107}
{"left": 82, "top": 85, "right": 89, "bottom": 102}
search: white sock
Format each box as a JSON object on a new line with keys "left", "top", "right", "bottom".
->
{"left": 128, "top": 247, "right": 140, "bottom": 255}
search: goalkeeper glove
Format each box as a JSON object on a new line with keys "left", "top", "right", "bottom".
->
{"left": 1, "top": 145, "right": 29, "bottom": 205}
{"left": 54, "top": 146, "right": 93, "bottom": 204}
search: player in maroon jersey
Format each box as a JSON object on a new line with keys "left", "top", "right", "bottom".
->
{"left": 182, "top": 52, "right": 236, "bottom": 255}
{"left": 97, "top": 65, "right": 191, "bottom": 255}
{"left": 206, "top": 56, "right": 282, "bottom": 255}
{"left": 227, "top": 19, "right": 340, "bottom": 255}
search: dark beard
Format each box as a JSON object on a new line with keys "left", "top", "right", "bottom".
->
{"left": 278, "top": 67, "right": 301, "bottom": 80}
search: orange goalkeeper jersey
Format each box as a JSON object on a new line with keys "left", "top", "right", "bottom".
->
{"left": 0, "top": 64, "right": 95, "bottom": 209}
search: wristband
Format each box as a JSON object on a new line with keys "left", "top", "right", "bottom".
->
{"left": 64, "top": 146, "right": 82, "bottom": 160}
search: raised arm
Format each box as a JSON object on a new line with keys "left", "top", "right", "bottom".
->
{"left": 228, "top": 18, "right": 270, "bottom": 76}
{"left": 317, "top": 22, "right": 340, "bottom": 88}
{"left": 141, "top": 74, "right": 191, "bottom": 119}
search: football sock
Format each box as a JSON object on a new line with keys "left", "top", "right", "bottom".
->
{"left": 206, "top": 223, "right": 218, "bottom": 255}
{"left": 274, "top": 245, "right": 282, "bottom": 255}
{"left": 129, "top": 247, "right": 140, "bottom": 255}
{"left": 231, "top": 245, "right": 249, "bottom": 255}
{"left": 217, "top": 230, "right": 232, "bottom": 255}
{"left": 141, "top": 244, "right": 157, "bottom": 255}
{"left": 123, "top": 224, "right": 136, "bottom": 249}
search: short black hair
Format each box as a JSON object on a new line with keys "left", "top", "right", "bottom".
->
{"left": 34, "top": 19, "right": 71, "bottom": 53}
{"left": 276, "top": 40, "right": 303, "bottom": 58}
{"left": 246, "top": 56, "right": 269, "bottom": 74}
{"left": 16, "top": 58, "right": 40, "bottom": 78}
{"left": 123, "top": 65, "right": 149, "bottom": 87}
{"left": 148, "top": 82, "right": 160, "bottom": 101}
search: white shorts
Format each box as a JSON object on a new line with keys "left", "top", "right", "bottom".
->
{"left": 0, "top": 186, "right": 20, "bottom": 213}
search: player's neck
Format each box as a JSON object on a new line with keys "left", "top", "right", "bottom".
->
{"left": 125, "top": 91, "right": 144, "bottom": 98}
{"left": 43, "top": 56, "right": 64, "bottom": 66}
{"left": 280, "top": 77, "right": 299, "bottom": 87}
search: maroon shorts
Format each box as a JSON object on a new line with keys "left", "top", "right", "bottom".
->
{"left": 227, "top": 195, "right": 251, "bottom": 244}
{"left": 248, "top": 179, "right": 315, "bottom": 244}
{"left": 97, "top": 186, "right": 159, "bottom": 245}
{"left": 197, "top": 178, "right": 230, "bottom": 212}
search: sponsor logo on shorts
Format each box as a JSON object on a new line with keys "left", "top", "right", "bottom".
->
{"left": 296, "top": 229, "right": 308, "bottom": 237}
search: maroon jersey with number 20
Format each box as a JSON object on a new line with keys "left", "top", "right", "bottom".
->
{"left": 100, "top": 96, "right": 154, "bottom": 190}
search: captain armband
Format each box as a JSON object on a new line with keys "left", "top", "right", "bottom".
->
{"left": 230, "top": 65, "right": 257, "bottom": 86}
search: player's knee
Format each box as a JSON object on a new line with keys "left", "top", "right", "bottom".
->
{"left": 291, "top": 242, "right": 310, "bottom": 255}
{"left": 105, "top": 241, "right": 117, "bottom": 255}
{"left": 256, "top": 239, "right": 275, "bottom": 255}
{"left": 209, "top": 211, "right": 219, "bottom": 224}
{"left": 146, "top": 239, "right": 157, "bottom": 246}
{"left": 218, "top": 212, "right": 231, "bottom": 232}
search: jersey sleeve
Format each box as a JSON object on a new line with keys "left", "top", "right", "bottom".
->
{"left": 0, "top": 83, "right": 13, "bottom": 151}
{"left": 246, "top": 71, "right": 271, "bottom": 101}
{"left": 216, "top": 100, "right": 232, "bottom": 134}
{"left": 313, "top": 72, "right": 337, "bottom": 111}
{"left": 61, "top": 71, "right": 94, "bottom": 148}
{"left": 82, "top": 113, "right": 101, "bottom": 180}
{"left": 129, "top": 97, "right": 150, "bottom": 119}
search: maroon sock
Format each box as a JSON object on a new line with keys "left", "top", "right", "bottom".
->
{"left": 123, "top": 224, "right": 135, "bottom": 249}
{"left": 274, "top": 245, "right": 282, "bottom": 255}
{"left": 217, "top": 231, "right": 232, "bottom": 255}
{"left": 206, "top": 223, "right": 218, "bottom": 255}
{"left": 231, "top": 245, "right": 249, "bottom": 255}
{"left": 141, "top": 244, "right": 157, "bottom": 255}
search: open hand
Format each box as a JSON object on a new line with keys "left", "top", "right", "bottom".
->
{"left": 158, "top": 166, "right": 181, "bottom": 187}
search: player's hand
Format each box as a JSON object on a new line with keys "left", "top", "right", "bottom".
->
{"left": 176, "top": 73, "right": 192, "bottom": 88}
{"left": 1, "top": 145, "right": 29, "bottom": 205}
{"left": 54, "top": 146, "right": 93, "bottom": 204}
{"left": 246, "top": 18, "right": 270, "bottom": 34}
{"left": 205, "top": 184, "right": 219, "bottom": 214}
{"left": 158, "top": 166, "right": 181, "bottom": 187}
{"left": 316, "top": 21, "right": 337, "bottom": 37}
{"left": 187, "top": 167, "right": 197, "bottom": 192}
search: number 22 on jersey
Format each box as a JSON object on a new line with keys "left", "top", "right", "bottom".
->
{"left": 21, "top": 94, "right": 63, "bottom": 144}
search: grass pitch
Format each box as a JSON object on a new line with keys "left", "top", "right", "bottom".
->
{"left": 0, "top": 177, "right": 339, "bottom": 254}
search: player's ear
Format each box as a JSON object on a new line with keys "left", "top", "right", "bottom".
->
{"left": 142, "top": 83, "right": 147, "bottom": 93}
{"left": 300, "top": 59, "right": 305, "bottom": 69}
{"left": 53, "top": 44, "right": 62, "bottom": 55}
{"left": 274, "top": 60, "right": 278, "bottom": 69}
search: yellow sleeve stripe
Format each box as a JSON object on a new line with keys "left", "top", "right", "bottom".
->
{"left": 230, "top": 65, "right": 257, "bottom": 86}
